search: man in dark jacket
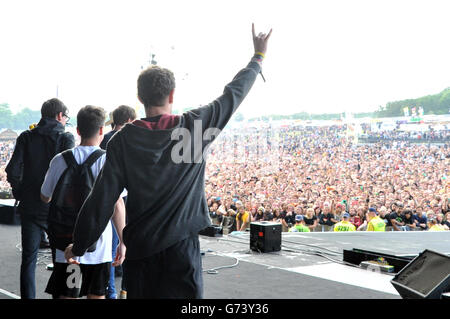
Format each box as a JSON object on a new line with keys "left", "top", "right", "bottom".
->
{"left": 100, "top": 105, "right": 136, "bottom": 299}
{"left": 100, "top": 105, "right": 137, "bottom": 150}
{"left": 6, "top": 98, "right": 74, "bottom": 299}
{"left": 65, "top": 24, "right": 272, "bottom": 298}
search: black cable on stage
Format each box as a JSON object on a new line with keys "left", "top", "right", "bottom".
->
{"left": 204, "top": 235, "right": 396, "bottom": 275}
{"left": 281, "top": 238, "right": 342, "bottom": 255}
{"left": 281, "top": 243, "right": 341, "bottom": 257}
{"left": 225, "top": 233, "right": 342, "bottom": 256}
{"left": 214, "top": 235, "right": 364, "bottom": 269}
{"left": 201, "top": 251, "right": 240, "bottom": 274}
{"left": 280, "top": 244, "right": 358, "bottom": 268}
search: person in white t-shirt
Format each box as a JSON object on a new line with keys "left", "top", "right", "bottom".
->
{"left": 40, "top": 105, "right": 126, "bottom": 299}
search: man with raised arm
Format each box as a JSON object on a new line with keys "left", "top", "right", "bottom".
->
{"left": 65, "top": 24, "right": 272, "bottom": 299}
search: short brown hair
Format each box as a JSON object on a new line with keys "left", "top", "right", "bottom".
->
{"left": 41, "top": 98, "right": 68, "bottom": 119}
{"left": 137, "top": 66, "right": 175, "bottom": 107}
{"left": 77, "top": 105, "right": 106, "bottom": 139}
{"left": 112, "top": 105, "right": 137, "bottom": 126}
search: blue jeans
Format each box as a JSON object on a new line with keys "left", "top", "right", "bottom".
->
{"left": 20, "top": 214, "right": 47, "bottom": 299}
{"left": 106, "top": 221, "right": 119, "bottom": 299}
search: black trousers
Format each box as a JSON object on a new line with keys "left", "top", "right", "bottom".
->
{"left": 124, "top": 235, "right": 203, "bottom": 299}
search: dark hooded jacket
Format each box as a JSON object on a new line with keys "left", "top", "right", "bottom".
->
{"left": 6, "top": 118, "right": 75, "bottom": 218}
{"left": 72, "top": 60, "right": 261, "bottom": 259}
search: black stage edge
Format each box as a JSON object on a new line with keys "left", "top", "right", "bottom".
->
{"left": 343, "top": 248, "right": 413, "bottom": 273}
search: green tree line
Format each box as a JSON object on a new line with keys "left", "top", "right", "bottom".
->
{"left": 375, "top": 87, "right": 450, "bottom": 118}
{"left": 2, "top": 87, "right": 449, "bottom": 128}
{"left": 0, "top": 103, "right": 41, "bottom": 130}
{"left": 247, "top": 87, "right": 450, "bottom": 122}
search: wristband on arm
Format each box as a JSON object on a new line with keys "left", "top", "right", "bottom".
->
{"left": 251, "top": 52, "right": 266, "bottom": 82}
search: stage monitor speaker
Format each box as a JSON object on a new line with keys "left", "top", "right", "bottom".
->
{"left": 391, "top": 249, "right": 450, "bottom": 299}
{"left": 199, "top": 225, "right": 223, "bottom": 237}
{"left": 250, "top": 221, "right": 282, "bottom": 253}
{"left": 0, "top": 204, "right": 20, "bottom": 225}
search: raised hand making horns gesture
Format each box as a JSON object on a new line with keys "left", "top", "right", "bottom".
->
{"left": 252, "top": 23, "right": 273, "bottom": 56}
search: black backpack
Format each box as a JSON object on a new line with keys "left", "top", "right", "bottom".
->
{"left": 47, "top": 149, "right": 105, "bottom": 251}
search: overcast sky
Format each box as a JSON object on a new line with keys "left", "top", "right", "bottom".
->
{"left": 1, "top": 0, "right": 450, "bottom": 118}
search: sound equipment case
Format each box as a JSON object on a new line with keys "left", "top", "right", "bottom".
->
{"left": 199, "top": 225, "right": 223, "bottom": 237}
{"left": 390, "top": 249, "right": 450, "bottom": 299}
{"left": 0, "top": 204, "right": 20, "bottom": 225}
{"left": 250, "top": 221, "right": 282, "bottom": 253}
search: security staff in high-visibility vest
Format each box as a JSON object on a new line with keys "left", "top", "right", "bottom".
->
{"left": 367, "top": 207, "right": 386, "bottom": 232}
{"left": 333, "top": 213, "right": 356, "bottom": 232}
{"left": 428, "top": 217, "right": 446, "bottom": 231}
{"left": 289, "top": 214, "right": 310, "bottom": 232}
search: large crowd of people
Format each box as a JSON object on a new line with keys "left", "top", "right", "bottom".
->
{"left": 204, "top": 124, "right": 450, "bottom": 233}
{"left": 360, "top": 123, "right": 450, "bottom": 141}
{"left": 0, "top": 141, "right": 15, "bottom": 197}
{"left": 2, "top": 123, "right": 450, "bottom": 231}
{"left": 3, "top": 26, "right": 449, "bottom": 302}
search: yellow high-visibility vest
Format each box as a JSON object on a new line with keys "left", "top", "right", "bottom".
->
{"left": 333, "top": 221, "right": 356, "bottom": 232}
{"left": 367, "top": 216, "right": 386, "bottom": 232}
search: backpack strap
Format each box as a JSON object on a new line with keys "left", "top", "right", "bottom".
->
{"left": 60, "top": 149, "right": 105, "bottom": 169}
{"left": 61, "top": 149, "right": 78, "bottom": 168}
{"left": 83, "top": 149, "right": 106, "bottom": 168}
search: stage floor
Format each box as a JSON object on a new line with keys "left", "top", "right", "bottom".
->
{"left": 199, "top": 230, "right": 450, "bottom": 298}
{"left": 1, "top": 223, "right": 448, "bottom": 299}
